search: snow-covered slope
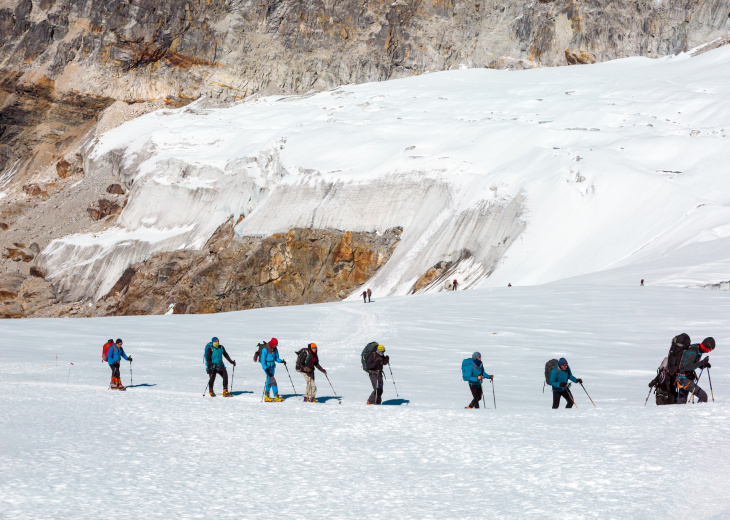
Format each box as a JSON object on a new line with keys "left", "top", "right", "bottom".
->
{"left": 39, "top": 46, "right": 730, "bottom": 301}
{"left": 2, "top": 284, "right": 729, "bottom": 518}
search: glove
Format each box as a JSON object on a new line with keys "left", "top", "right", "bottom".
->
{"left": 576, "top": 378, "right": 583, "bottom": 384}
{"left": 559, "top": 382, "right": 567, "bottom": 388}
{"left": 232, "top": 360, "right": 237, "bottom": 367}
{"left": 648, "top": 381, "right": 654, "bottom": 388}
{"left": 489, "top": 375, "right": 494, "bottom": 381}
{"left": 282, "top": 360, "right": 287, "bottom": 365}
{"left": 703, "top": 361, "right": 711, "bottom": 369}
{"left": 128, "top": 357, "right": 133, "bottom": 362}
{"left": 384, "top": 355, "right": 390, "bottom": 365}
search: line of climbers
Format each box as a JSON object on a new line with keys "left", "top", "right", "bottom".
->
{"left": 101, "top": 333, "right": 717, "bottom": 407}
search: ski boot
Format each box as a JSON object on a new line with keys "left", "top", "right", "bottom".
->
{"left": 222, "top": 389, "right": 232, "bottom": 397}
{"left": 274, "top": 395, "right": 285, "bottom": 402}
{"left": 264, "top": 395, "right": 274, "bottom": 402}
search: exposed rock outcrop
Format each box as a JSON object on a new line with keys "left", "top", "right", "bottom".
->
{"left": 0, "top": 226, "right": 401, "bottom": 317}
{"left": 105, "top": 226, "right": 402, "bottom": 315}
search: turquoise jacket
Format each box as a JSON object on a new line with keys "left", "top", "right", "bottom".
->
{"left": 550, "top": 365, "right": 577, "bottom": 392}
{"left": 462, "top": 359, "right": 492, "bottom": 386}
{"left": 107, "top": 344, "right": 129, "bottom": 365}
{"left": 260, "top": 345, "right": 283, "bottom": 373}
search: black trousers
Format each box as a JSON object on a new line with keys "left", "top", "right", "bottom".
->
{"left": 468, "top": 384, "right": 483, "bottom": 408}
{"left": 209, "top": 365, "right": 229, "bottom": 391}
{"left": 677, "top": 382, "right": 708, "bottom": 404}
{"left": 110, "top": 362, "right": 120, "bottom": 380}
{"left": 552, "top": 389, "right": 574, "bottom": 408}
{"left": 368, "top": 372, "right": 384, "bottom": 404}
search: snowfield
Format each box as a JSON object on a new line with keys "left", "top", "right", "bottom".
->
{"left": 38, "top": 46, "right": 730, "bottom": 301}
{"left": 2, "top": 284, "right": 729, "bottom": 519}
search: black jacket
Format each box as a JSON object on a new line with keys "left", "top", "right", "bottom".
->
{"left": 679, "top": 345, "right": 706, "bottom": 374}
{"left": 299, "top": 348, "right": 325, "bottom": 373}
{"left": 366, "top": 351, "right": 389, "bottom": 373}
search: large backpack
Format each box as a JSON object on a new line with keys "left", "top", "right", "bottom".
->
{"left": 653, "top": 357, "right": 675, "bottom": 405}
{"left": 666, "top": 333, "right": 691, "bottom": 375}
{"left": 102, "top": 341, "right": 113, "bottom": 362}
{"left": 544, "top": 359, "right": 558, "bottom": 386}
{"left": 253, "top": 342, "right": 266, "bottom": 362}
{"left": 361, "top": 342, "right": 379, "bottom": 372}
{"left": 295, "top": 348, "right": 308, "bottom": 372}
{"left": 204, "top": 342, "right": 212, "bottom": 369}
{"left": 461, "top": 358, "right": 474, "bottom": 381}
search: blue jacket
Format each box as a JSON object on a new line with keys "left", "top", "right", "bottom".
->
{"left": 550, "top": 365, "right": 577, "bottom": 392}
{"left": 462, "top": 359, "right": 492, "bottom": 386}
{"left": 107, "top": 344, "right": 129, "bottom": 365}
{"left": 260, "top": 345, "right": 282, "bottom": 373}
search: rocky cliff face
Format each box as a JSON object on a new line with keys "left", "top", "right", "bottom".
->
{"left": 0, "top": 224, "right": 402, "bottom": 317}
{"left": 0, "top": 0, "right": 728, "bottom": 316}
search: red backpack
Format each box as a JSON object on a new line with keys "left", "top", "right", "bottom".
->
{"left": 102, "top": 340, "right": 114, "bottom": 362}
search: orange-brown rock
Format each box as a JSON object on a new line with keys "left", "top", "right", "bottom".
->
{"left": 104, "top": 227, "right": 402, "bottom": 316}
{"left": 0, "top": 223, "right": 8, "bottom": 231}
{"left": 56, "top": 160, "right": 72, "bottom": 179}
{"left": 22, "top": 184, "right": 44, "bottom": 197}
{"left": 410, "top": 250, "right": 472, "bottom": 293}
{"left": 565, "top": 49, "right": 597, "bottom": 65}
{"left": 106, "top": 184, "right": 125, "bottom": 195}
{"left": 87, "top": 198, "right": 124, "bottom": 220}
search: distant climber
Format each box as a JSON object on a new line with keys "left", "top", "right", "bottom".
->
{"left": 452, "top": 279, "right": 458, "bottom": 291}
{"left": 260, "top": 338, "right": 286, "bottom": 402}
{"left": 204, "top": 337, "right": 235, "bottom": 397}
{"left": 362, "top": 291, "right": 367, "bottom": 303}
{"left": 295, "top": 343, "right": 327, "bottom": 402}
{"left": 641, "top": 279, "right": 645, "bottom": 286}
{"left": 549, "top": 357, "right": 581, "bottom": 409}
{"left": 461, "top": 352, "right": 493, "bottom": 409}
{"left": 107, "top": 338, "right": 132, "bottom": 391}
{"left": 365, "top": 344, "right": 389, "bottom": 405}
{"left": 508, "top": 283, "right": 512, "bottom": 287}
{"left": 367, "top": 288, "right": 372, "bottom": 302}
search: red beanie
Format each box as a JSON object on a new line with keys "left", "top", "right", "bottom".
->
{"left": 269, "top": 338, "right": 278, "bottom": 347}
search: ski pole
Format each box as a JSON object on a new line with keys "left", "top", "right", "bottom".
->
{"left": 566, "top": 388, "right": 577, "bottom": 408}
{"left": 644, "top": 386, "right": 654, "bottom": 406}
{"left": 325, "top": 373, "right": 340, "bottom": 404}
{"left": 203, "top": 378, "right": 209, "bottom": 397}
{"left": 708, "top": 368, "right": 715, "bottom": 403}
{"left": 67, "top": 362, "right": 73, "bottom": 387}
{"left": 388, "top": 364, "right": 400, "bottom": 397}
{"left": 491, "top": 378, "right": 496, "bottom": 409}
{"left": 284, "top": 362, "right": 297, "bottom": 395}
{"left": 261, "top": 377, "right": 267, "bottom": 402}
{"left": 690, "top": 368, "right": 704, "bottom": 404}
{"left": 580, "top": 383, "right": 596, "bottom": 408}
{"left": 481, "top": 386, "right": 487, "bottom": 409}
{"left": 231, "top": 365, "right": 235, "bottom": 393}
{"left": 129, "top": 359, "right": 133, "bottom": 389}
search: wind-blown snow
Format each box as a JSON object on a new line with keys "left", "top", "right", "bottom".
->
{"left": 1, "top": 284, "right": 729, "bottom": 518}
{"left": 39, "top": 46, "right": 730, "bottom": 300}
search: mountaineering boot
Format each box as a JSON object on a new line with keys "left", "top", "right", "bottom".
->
{"left": 274, "top": 395, "right": 285, "bottom": 402}
{"left": 264, "top": 395, "right": 274, "bottom": 402}
{"left": 366, "top": 401, "right": 373, "bottom": 405}
{"left": 209, "top": 389, "right": 216, "bottom": 397}
{"left": 110, "top": 378, "right": 118, "bottom": 389}
{"left": 465, "top": 406, "right": 473, "bottom": 409}
{"left": 116, "top": 378, "right": 126, "bottom": 391}
{"left": 222, "top": 389, "right": 232, "bottom": 397}
{"left": 310, "top": 398, "right": 318, "bottom": 403}
{"left": 303, "top": 397, "right": 310, "bottom": 402}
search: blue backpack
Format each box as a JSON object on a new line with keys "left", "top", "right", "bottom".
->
{"left": 204, "top": 342, "right": 212, "bottom": 370}
{"left": 461, "top": 358, "right": 474, "bottom": 381}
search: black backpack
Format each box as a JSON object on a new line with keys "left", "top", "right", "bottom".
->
{"left": 544, "top": 359, "right": 558, "bottom": 386}
{"left": 653, "top": 357, "right": 675, "bottom": 405}
{"left": 253, "top": 342, "right": 266, "bottom": 362}
{"left": 666, "top": 333, "right": 691, "bottom": 376}
{"left": 295, "top": 348, "right": 308, "bottom": 372}
{"left": 361, "top": 342, "right": 379, "bottom": 372}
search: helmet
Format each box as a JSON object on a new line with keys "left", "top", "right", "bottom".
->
{"left": 269, "top": 338, "right": 278, "bottom": 347}
{"left": 377, "top": 345, "right": 385, "bottom": 352}
{"left": 309, "top": 343, "right": 318, "bottom": 349}
{"left": 472, "top": 352, "right": 481, "bottom": 359}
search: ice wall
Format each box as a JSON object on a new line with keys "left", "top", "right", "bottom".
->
{"left": 37, "top": 46, "right": 730, "bottom": 301}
